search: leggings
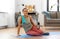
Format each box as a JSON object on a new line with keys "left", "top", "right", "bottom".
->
{"left": 26, "top": 26, "right": 43, "bottom": 36}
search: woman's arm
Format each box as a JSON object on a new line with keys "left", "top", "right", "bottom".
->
{"left": 30, "top": 16, "right": 37, "bottom": 26}
{"left": 17, "top": 16, "right": 22, "bottom": 36}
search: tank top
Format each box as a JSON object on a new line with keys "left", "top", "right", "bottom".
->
{"left": 21, "top": 15, "right": 32, "bottom": 32}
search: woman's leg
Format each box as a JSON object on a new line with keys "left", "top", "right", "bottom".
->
{"left": 26, "top": 30, "right": 40, "bottom": 36}
{"left": 26, "top": 26, "right": 43, "bottom": 35}
{"left": 32, "top": 26, "right": 43, "bottom": 34}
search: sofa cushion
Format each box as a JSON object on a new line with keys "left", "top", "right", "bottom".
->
{"left": 46, "top": 19, "right": 60, "bottom": 24}
{"left": 57, "top": 12, "right": 60, "bottom": 19}
{"left": 50, "top": 12, "right": 57, "bottom": 19}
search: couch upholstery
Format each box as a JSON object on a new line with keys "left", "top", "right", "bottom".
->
{"left": 42, "top": 11, "right": 60, "bottom": 26}
{"left": 57, "top": 12, "right": 60, "bottom": 18}
{"left": 50, "top": 12, "right": 57, "bottom": 19}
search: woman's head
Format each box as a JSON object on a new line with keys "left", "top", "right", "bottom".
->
{"left": 22, "top": 8, "right": 28, "bottom": 16}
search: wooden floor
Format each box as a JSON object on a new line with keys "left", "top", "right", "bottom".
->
{"left": 0, "top": 27, "right": 60, "bottom": 39}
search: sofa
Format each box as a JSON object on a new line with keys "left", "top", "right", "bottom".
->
{"left": 42, "top": 11, "right": 60, "bottom": 27}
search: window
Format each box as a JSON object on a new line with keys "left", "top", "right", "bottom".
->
{"left": 47, "top": 0, "right": 60, "bottom": 12}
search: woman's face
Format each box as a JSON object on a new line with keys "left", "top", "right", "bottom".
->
{"left": 23, "top": 9, "right": 28, "bottom": 16}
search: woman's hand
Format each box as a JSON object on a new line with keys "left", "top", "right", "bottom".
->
{"left": 33, "top": 24, "right": 37, "bottom": 27}
{"left": 17, "top": 33, "right": 21, "bottom": 36}
{"left": 30, "top": 16, "right": 37, "bottom": 26}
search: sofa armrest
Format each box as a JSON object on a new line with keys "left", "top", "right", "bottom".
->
{"left": 44, "top": 14, "right": 47, "bottom": 26}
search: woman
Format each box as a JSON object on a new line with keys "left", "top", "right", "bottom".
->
{"left": 17, "top": 8, "right": 43, "bottom": 36}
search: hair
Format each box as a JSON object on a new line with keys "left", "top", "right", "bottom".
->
{"left": 22, "top": 8, "right": 28, "bottom": 11}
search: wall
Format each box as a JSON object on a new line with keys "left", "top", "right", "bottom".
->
{"left": 41, "top": 0, "right": 47, "bottom": 11}
{"left": 41, "top": 0, "right": 47, "bottom": 25}
{"left": 0, "top": 0, "right": 47, "bottom": 27}
{"left": 0, "top": 0, "right": 15, "bottom": 27}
